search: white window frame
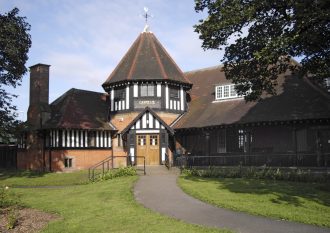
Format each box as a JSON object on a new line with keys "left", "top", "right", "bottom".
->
{"left": 215, "top": 84, "right": 241, "bottom": 100}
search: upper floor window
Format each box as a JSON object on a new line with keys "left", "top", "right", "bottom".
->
{"left": 140, "top": 84, "right": 155, "bottom": 97}
{"left": 170, "top": 87, "right": 180, "bottom": 98}
{"left": 115, "top": 88, "right": 125, "bottom": 100}
{"left": 215, "top": 84, "right": 241, "bottom": 100}
{"left": 325, "top": 77, "right": 330, "bottom": 92}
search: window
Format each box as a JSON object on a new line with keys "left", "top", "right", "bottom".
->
{"left": 117, "top": 134, "right": 122, "bottom": 147}
{"left": 88, "top": 131, "right": 96, "bottom": 147}
{"left": 238, "top": 129, "right": 245, "bottom": 149}
{"left": 64, "top": 157, "right": 73, "bottom": 168}
{"left": 230, "top": 85, "right": 237, "bottom": 96}
{"left": 150, "top": 135, "right": 158, "bottom": 146}
{"left": 170, "top": 87, "right": 180, "bottom": 98}
{"left": 238, "top": 129, "right": 252, "bottom": 152}
{"left": 137, "top": 135, "right": 146, "bottom": 146}
{"left": 115, "top": 88, "right": 125, "bottom": 100}
{"left": 217, "top": 129, "right": 226, "bottom": 153}
{"left": 325, "top": 78, "right": 330, "bottom": 92}
{"left": 216, "top": 86, "right": 223, "bottom": 99}
{"left": 140, "top": 84, "right": 155, "bottom": 97}
{"left": 215, "top": 84, "right": 241, "bottom": 100}
{"left": 224, "top": 85, "right": 229, "bottom": 97}
{"left": 325, "top": 78, "right": 330, "bottom": 87}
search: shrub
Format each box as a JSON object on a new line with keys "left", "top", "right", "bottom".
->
{"left": 182, "top": 167, "right": 329, "bottom": 183}
{"left": 0, "top": 186, "right": 19, "bottom": 208}
{"left": 6, "top": 207, "right": 18, "bottom": 230}
{"left": 94, "top": 166, "right": 137, "bottom": 182}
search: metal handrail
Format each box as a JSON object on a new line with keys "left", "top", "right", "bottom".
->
{"left": 88, "top": 155, "right": 146, "bottom": 181}
{"left": 165, "top": 153, "right": 170, "bottom": 170}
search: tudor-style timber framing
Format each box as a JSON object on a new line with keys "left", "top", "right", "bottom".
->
{"left": 121, "top": 107, "right": 173, "bottom": 165}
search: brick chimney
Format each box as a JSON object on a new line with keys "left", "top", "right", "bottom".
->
{"left": 27, "top": 63, "right": 51, "bottom": 129}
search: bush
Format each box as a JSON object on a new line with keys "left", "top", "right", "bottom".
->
{"left": 94, "top": 167, "right": 137, "bottom": 182}
{"left": 6, "top": 207, "right": 18, "bottom": 230}
{"left": 182, "top": 167, "right": 329, "bottom": 183}
{"left": 0, "top": 186, "right": 19, "bottom": 208}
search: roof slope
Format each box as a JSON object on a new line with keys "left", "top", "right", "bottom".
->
{"left": 102, "top": 32, "right": 190, "bottom": 87}
{"left": 175, "top": 67, "right": 330, "bottom": 129}
{"left": 44, "top": 88, "right": 115, "bottom": 130}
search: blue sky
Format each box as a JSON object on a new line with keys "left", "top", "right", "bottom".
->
{"left": 1, "top": 0, "right": 224, "bottom": 121}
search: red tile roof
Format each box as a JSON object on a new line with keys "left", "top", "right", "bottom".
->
{"left": 102, "top": 32, "right": 190, "bottom": 88}
{"left": 175, "top": 66, "right": 330, "bottom": 129}
{"left": 44, "top": 88, "right": 115, "bottom": 130}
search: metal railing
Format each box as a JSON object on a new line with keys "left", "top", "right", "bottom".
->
{"left": 165, "top": 153, "right": 170, "bottom": 170}
{"left": 127, "top": 155, "right": 146, "bottom": 175}
{"left": 176, "top": 153, "right": 330, "bottom": 169}
{"left": 88, "top": 155, "right": 146, "bottom": 181}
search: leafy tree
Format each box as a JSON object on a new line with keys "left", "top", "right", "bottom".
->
{"left": 0, "top": 8, "right": 31, "bottom": 142}
{"left": 194, "top": 0, "right": 330, "bottom": 100}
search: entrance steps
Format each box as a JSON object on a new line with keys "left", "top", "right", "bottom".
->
{"left": 136, "top": 165, "right": 180, "bottom": 176}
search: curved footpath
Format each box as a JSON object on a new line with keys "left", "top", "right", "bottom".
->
{"left": 134, "top": 166, "right": 330, "bottom": 233}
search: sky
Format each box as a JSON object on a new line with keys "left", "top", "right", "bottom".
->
{"left": 1, "top": 0, "right": 224, "bottom": 121}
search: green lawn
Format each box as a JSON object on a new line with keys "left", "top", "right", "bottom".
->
{"left": 178, "top": 175, "right": 330, "bottom": 227}
{"left": 6, "top": 174, "right": 230, "bottom": 233}
{"left": 0, "top": 170, "right": 89, "bottom": 186}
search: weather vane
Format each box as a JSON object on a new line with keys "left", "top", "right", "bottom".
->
{"left": 142, "top": 7, "right": 153, "bottom": 25}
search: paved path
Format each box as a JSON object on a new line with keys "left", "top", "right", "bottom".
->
{"left": 134, "top": 166, "right": 330, "bottom": 233}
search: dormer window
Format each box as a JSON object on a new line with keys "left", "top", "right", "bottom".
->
{"left": 215, "top": 84, "right": 241, "bottom": 100}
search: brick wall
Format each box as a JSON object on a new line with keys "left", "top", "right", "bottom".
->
{"left": 18, "top": 148, "right": 115, "bottom": 172}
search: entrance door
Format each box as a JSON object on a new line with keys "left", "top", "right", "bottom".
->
{"left": 136, "top": 134, "right": 160, "bottom": 165}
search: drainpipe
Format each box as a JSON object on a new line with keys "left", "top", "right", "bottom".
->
{"left": 49, "top": 148, "right": 52, "bottom": 172}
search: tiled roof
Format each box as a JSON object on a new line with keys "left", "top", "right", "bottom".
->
{"left": 102, "top": 32, "right": 190, "bottom": 88}
{"left": 44, "top": 88, "right": 115, "bottom": 130}
{"left": 175, "top": 66, "right": 330, "bottom": 129}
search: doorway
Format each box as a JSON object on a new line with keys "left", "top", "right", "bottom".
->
{"left": 136, "top": 134, "right": 160, "bottom": 165}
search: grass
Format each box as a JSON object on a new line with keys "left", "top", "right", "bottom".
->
{"left": 0, "top": 170, "right": 89, "bottom": 186}
{"left": 178, "top": 175, "right": 330, "bottom": 228}
{"left": 5, "top": 173, "right": 230, "bottom": 233}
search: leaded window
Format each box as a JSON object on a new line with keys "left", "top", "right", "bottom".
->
{"left": 140, "top": 84, "right": 155, "bottom": 97}
{"left": 170, "top": 87, "right": 180, "bottom": 98}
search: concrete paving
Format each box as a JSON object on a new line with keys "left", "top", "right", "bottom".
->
{"left": 134, "top": 166, "right": 330, "bottom": 233}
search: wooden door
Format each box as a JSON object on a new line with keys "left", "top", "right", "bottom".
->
{"left": 136, "top": 134, "right": 160, "bottom": 165}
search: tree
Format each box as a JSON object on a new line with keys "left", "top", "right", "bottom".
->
{"left": 0, "top": 8, "right": 31, "bottom": 142}
{"left": 194, "top": 0, "right": 330, "bottom": 100}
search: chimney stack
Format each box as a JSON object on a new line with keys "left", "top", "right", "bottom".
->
{"left": 27, "top": 63, "right": 51, "bottom": 128}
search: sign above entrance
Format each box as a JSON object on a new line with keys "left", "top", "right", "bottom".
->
{"left": 134, "top": 99, "right": 161, "bottom": 108}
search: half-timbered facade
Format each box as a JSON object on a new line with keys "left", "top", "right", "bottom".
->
{"left": 174, "top": 65, "right": 330, "bottom": 167}
{"left": 17, "top": 26, "right": 330, "bottom": 171}
{"left": 101, "top": 28, "right": 192, "bottom": 166}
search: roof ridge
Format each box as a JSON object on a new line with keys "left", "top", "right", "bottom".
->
{"left": 51, "top": 88, "right": 105, "bottom": 106}
{"left": 152, "top": 34, "right": 191, "bottom": 84}
{"left": 127, "top": 33, "right": 144, "bottom": 80}
{"left": 150, "top": 33, "right": 168, "bottom": 79}
{"left": 103, "top": 34, "right": 142, "bottom": 85}
{"left": 303, "top": 76, "right": 330, "bottom": 100}
{"left": 184, "top": 65, "right": 224, "bottom": 75}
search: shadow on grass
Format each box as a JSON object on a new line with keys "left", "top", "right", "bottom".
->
{"left": 0, "top": 169, "right": 49, "bottom": 180}
{"left": 182, "top": 176, "right": 330, "bottom": 207}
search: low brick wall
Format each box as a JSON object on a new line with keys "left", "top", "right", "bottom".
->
{"left": 17, "top": 148, "right": 118, "bottom": 171}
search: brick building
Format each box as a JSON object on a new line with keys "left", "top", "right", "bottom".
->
{"left": 17, "top": 27, "right": 330, "bottom": 171}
